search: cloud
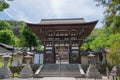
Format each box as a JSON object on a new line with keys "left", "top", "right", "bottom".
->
{"left": 4, "top": 0, "right": 55, "bottom": 22}
{"left": 4, "top": 7, "right": 30, "bottom": 22}
{"left": 50, "top": 0, "right": 104, "bottom": 27}
{"left": 2, "top": 0, "right": 104, "bottom": 27}
{"left": 4, "top": 0, "right": 31, "bottom": 22}
{"left": 50, "top": 0, "right": 104, "bottom": 20}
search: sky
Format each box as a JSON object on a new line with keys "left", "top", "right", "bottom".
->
{"left": 0, "top": 0, "right": 105, "bottom": 28}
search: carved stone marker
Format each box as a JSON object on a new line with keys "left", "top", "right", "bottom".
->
{"left": 110, "top": 66, "right": 117, "bottom": 80}
{"left": 86, "top": 53, "right": 102, "bottom": 79}
{"left": 19, "top": 55, "right": 33, "bottom": 78}
{"left": 0, "top": 54, "right": 12, "bottom": 79}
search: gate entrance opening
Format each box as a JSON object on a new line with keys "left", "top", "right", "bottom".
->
{"left": 55, "top": 46, "right": 69, "bottom": 64}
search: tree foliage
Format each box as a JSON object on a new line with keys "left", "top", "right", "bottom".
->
{"left": 0, "top": 20, "right": 40, "bottom": 50}
{"left": 0, "top": 20, "right": 18, "bottom": 46}
{"left": 94, "top": 0, "right": 120, "bottom": 64}
{"left": 0, "top": 30, "right": 15, "bottom": 45}
{"left": 20, "top": 23, "right": 39, "bottom": 51}
{"left": 0, "top": 20, "right": 11, "bottom": 30}
{"left": 113, "top": 15, "right": 120, "bottom": 32}
{"left": 95, "top": 0, "right": 120, "bottom": 32}
{"left": 0, "top": 0, "right": 14, "bottom": 11}
{"left": 82, "top": 27, "right": 120, "bottom": 64}
{"left": 108, "top": 41, "right": 120, "bottom": 65}
{"left": 0, "top": 0, "right": 9, "bottom": 11}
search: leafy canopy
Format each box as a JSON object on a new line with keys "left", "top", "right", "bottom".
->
{"left": 108, "top": 41, "right": 120, "bottom": 65}
{"left": 0, "top": 30, "right": 15, "bottom": 45}
{"left": 95, "top": 0, "right": 120, "bottom": 32}
{"left": 0, "top": 20, "right": 11, "bottom": 30}
{"left": 0, "top": 20, "right": 17, "bottom": 45}
{"left": 0, "top": 0, "right": 14, "bottom": 11}
{"left": 20, "top": 23, "right": 39, "bottom": 50}
{"left": 0, "top": 0, "right": 9, "bottom": 11}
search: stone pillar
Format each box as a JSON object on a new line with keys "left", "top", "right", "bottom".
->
{"left": 110, "top": 66, "right": 117, "bottom": 80}
{"left": 19, "top": 55, "right": 33, "bottom": 78}
{"left": 0, "top": 54, "right": 12, "bottom": 79}
{"left": 86, "top": 53, "right": 102, "bottom": 79}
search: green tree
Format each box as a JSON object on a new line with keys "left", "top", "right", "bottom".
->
{"left": 0, "top": 0, "right": 13, "bottom": 11}
{"left": 20, "top": 23, "right": 39, "bottom": 51}
{"left": 0, "top": 30, "right": 15, "bottom": 45}
{"left": 0, "top": 20, "right": 11, "bottom": 30}
{"left": 81, "top": 43, "right": 89, "bottom": 50}
{"left": 81, "top": 28, "right": 102, "bottom": 50}
{"left": 95, "top": 0, "right": 120, "bottom": 31}
{"left": 108, "top": 41, "right": 120, "bottom": 65}
{"left": 81, "top": 26, "right": 120, "bottom": 64}
{"left": 0, "top": 0, "right": 9, "bottom": 11}
{"left": 0, "top": 20, "right": 19, "bottom": 46}
{"left": 107, "top": 33, "right": 120, "bottom": 46}
{"left": 113, "top": 15, "right": 120, "bottom": 32}
{"left": 82, "top": 27, "right": 111, "bottom": 50}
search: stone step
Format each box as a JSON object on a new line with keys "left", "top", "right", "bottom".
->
{"left": 34, "top": 64, "right": 85, "bottom": 78}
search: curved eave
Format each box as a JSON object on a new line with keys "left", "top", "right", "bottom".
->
{"left": 0, "top": 43, "right": 13, "bottom": 51}
{"left": 26, "top": 20, "right": 98, "bottom": 27}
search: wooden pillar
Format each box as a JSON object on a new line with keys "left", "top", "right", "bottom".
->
{"left": 43, "top": 44, "right": 46, "bottom": 64}
{"left": 69, "top": 42, "right": 71, "bottom": 64}
{"left": 68, "top": 31, "right": 71, "bottom": 64}
{"left": 52, "top": 32, "right": 56, "bottom": 64}
{"left": 79, "top": 45, "right": 81, "bottom": 64}
{"left": 53, "top": 41, "right": 56, "bottom": 64}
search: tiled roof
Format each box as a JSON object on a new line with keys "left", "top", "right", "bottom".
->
{"left": 40, "top": 18, "right": 85, "bottom": 24}
{"left": 0, "top": 42, "right": 13, "bottom": 51}
{"left": 0, "top": 42, "right": 17, "bottom": 56}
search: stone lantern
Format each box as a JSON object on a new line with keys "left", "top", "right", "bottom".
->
{"left": 24, "top": 55, "right": 32, "bottom": 64}
{"left": 110, "top": 66, "right": 117, "bottom": 80}
{"left": 88, "top": 53, "right": 95, "bottom": 64}
{"left": 86, "top": 53, "right": 102, "bottom": 79}
{"left": 19, "top": 55, "right": 33, "bottom": 78}
{"left": 17, "top": 51, "right": 23, "bottom": 66}
{"left": 0, "top": 54, "right": 12, "bottom": 79}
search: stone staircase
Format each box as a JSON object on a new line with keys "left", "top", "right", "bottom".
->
{"left": 34, "top": 64, "right": 85, "bottom": 78}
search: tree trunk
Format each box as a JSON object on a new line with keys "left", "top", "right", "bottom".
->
{"left": 29, "top": 46, "right": 32, "bottom": 51}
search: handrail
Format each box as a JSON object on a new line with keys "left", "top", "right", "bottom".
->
{"left": 78, "top": 64, "right": 85, "bottom": 75}
{"left": 35, "top": 65, "right": 44, "bottom": 75}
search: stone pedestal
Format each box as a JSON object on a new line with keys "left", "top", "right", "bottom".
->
{"left": 86, "top": 53, "right": 102, "bottom": 79}
{"left": 0, "top": 65, "right": 12, "bottom": 79}
{"left": 19, "top": 63, "right": 33, "bottom": 78}
{"left": 19, "top": 55, "right": 33, "bottom": 78}
{"left": 86, "top": 64, "right": 102, "bottom": 79}
{"left": 0, "top": 55, "right": 12, "bottom": 79}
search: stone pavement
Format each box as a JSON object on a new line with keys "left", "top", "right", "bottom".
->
{"left": 2, "top": 76, "right": 112, "bottom": 80}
